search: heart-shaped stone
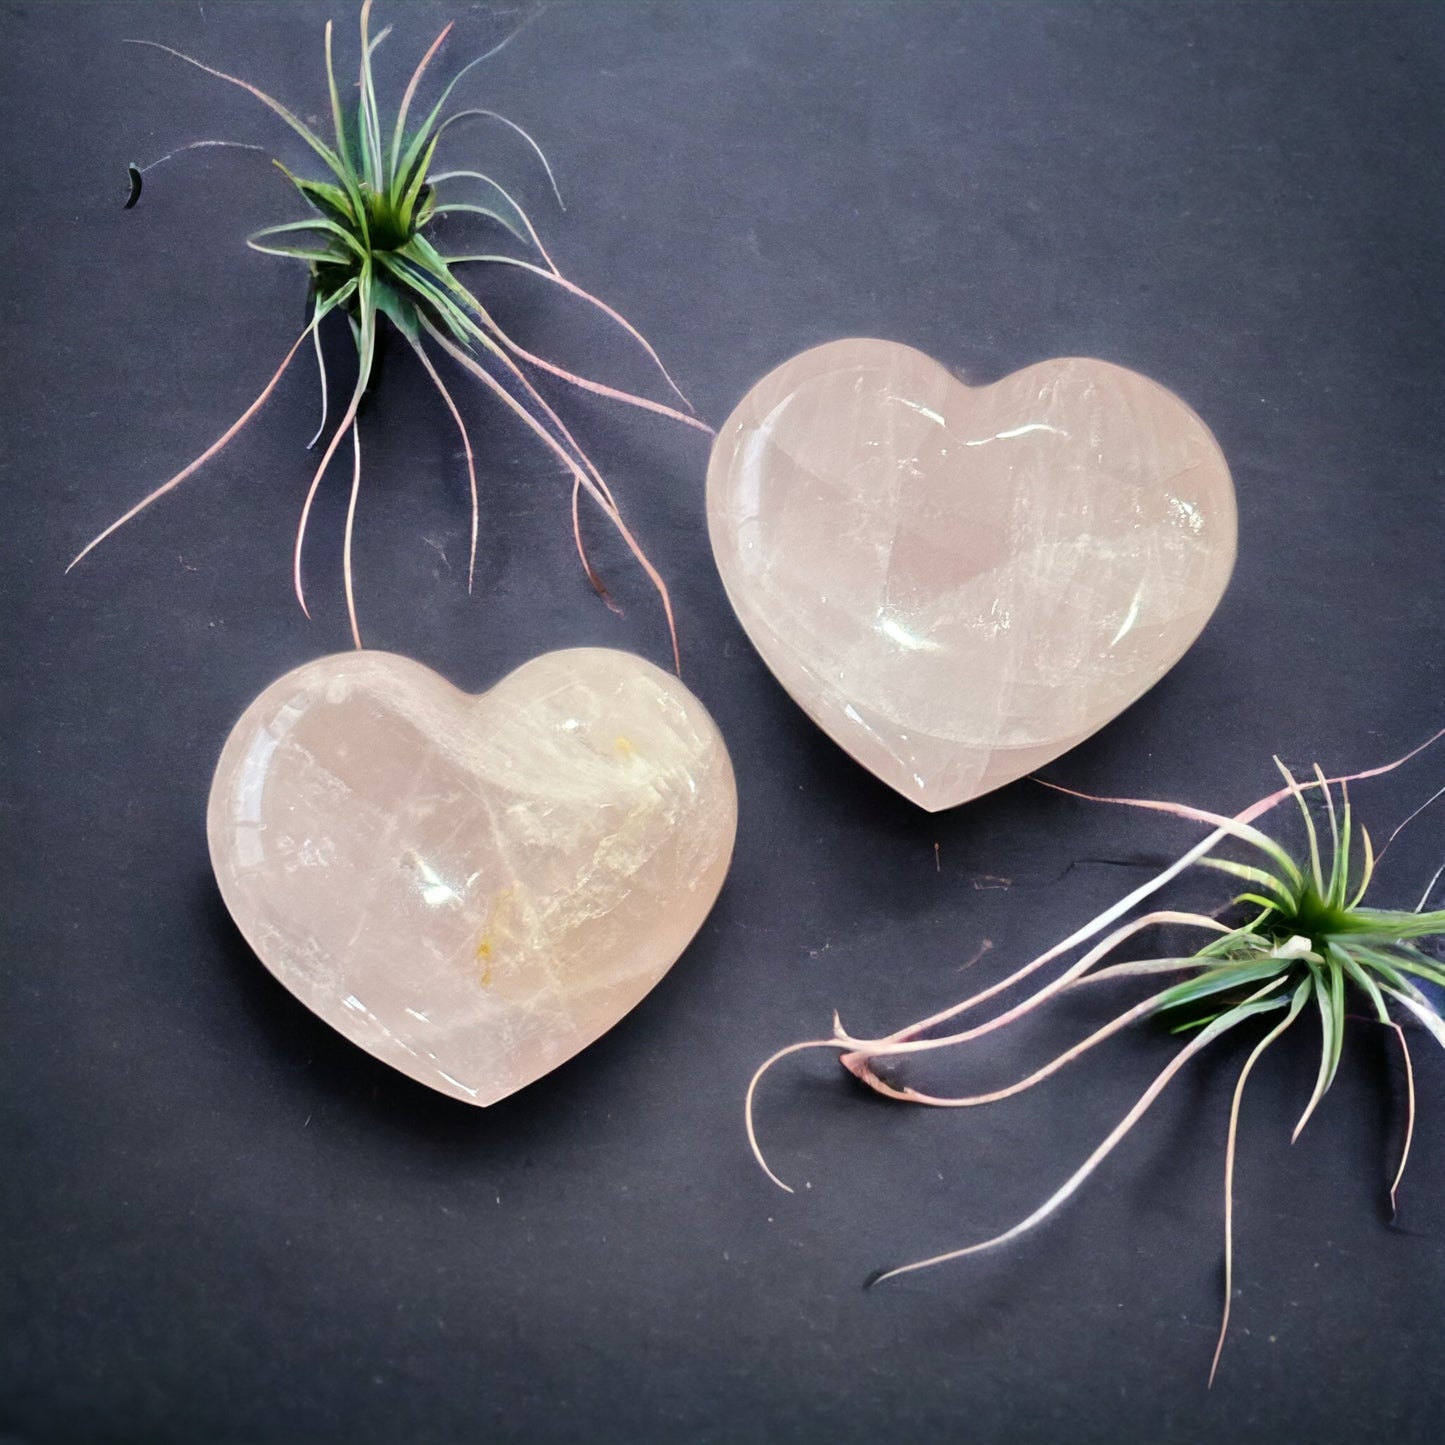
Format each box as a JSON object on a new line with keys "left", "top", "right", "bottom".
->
{"left": 708, "top": 340, "right": 1236, "bottom": 810}
{"left": 208, "top": 649, "right": 737, "bottom": 1106}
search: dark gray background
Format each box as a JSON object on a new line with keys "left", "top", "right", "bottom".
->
{"left": 3, "top": 2, "right": 1443, "bottom": 1441}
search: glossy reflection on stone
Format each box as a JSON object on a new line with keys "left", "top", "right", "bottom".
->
{"left": 208, "top": 649, "right": 738, "bottom": 1106}
{"left": 708, "top": 339, "right": 1237, "bottom": 811}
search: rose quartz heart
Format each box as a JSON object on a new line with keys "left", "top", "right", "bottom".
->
{"left": 708, "top": 340, "right": 1236, "bottom": 810}
{"left": 208, "top": 649, "right": 737, "bottom": 1106}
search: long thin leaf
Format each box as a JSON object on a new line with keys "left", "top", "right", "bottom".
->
{"left": 342, "top": 421, "right": 363, "bottom": 647}
{"left": 357, "top": 1, "right": 385, "bottom": 189}
{"left": 444, "top": 251, "right": 697, "bottom": 412}
{"left": 421, "top": 314, "right": 620, "bottom": 541}
{"left": 273, "top": 160, "right": 358, "bottom": 226}
{"left": 1037, "top": 779, "right": 1305, "bottom": 892}
{"left": 1153, "top": 956, "right": 1305, "bottom": 1016}
{"left": 427, "top": 249, "right": 715, "bottom": 435}
{"left": 1384, "top": 1020, "right": 1416, "bottom": 1217}
{"left": 1351, "top": 947, "right": 1434, "bottom": 1005}
{"left": 429, "top": 182, "right": 555, "bottom": 269}
{"left": 422, "top": 317, "right": 681, "bottom": 673}
{"left": 247, "top": 241, "right": 348, "bottom": 263}
{"left": 293, "top": 267, "right": 377, "bottom": 617}
{"left": 324, "top": 20, "right": 355, "bottom": 176}
{"left": 1328, "top": 952, "right": 1347, "bottom": 1078}
{"left": 1330, "top": 775, "right": 1352, "bottom": 910}
{"left": 834, "top": 912, "right": 1230, "bottom": 1062}
{"left": 377, "top": 251, "right": 479, "bottom": 345}
{"left": 1275, "top": 758, "right": 1324, "bottom": 896}
{"left": 838, "top": 745, "right": 1445, "bottom": 1075}
{"left": 1348, "top": 824, "right": 1376, "bottom": 909}
{"left": 846, "top": 979, "right": 1214, "bottom": 1109}
{"left": 1376, "top": 781, "right": 1445, "bottom": 868}
{"left": 1415, "top": 858, "right": 1445, "bottom": 914}
{"left": 1067, "top": 957, "right": 1221, "bottom": 987}
{"left": 67, "top": 283, "right": 354, "bottom": 571}
{"left": 385, "top": 251, "right": 631, "bottom": 588}
{"left": 1336, "top": 946, "right": 1389, "bottom": 1024}
{"left": 358, "top": 2, "right": 381, "bottom": 189}
{"left": 393, "top": 10, "right": 542, "bottom": 191}
{"left": 124, "top": 39, "right": 350, "bottom": 186}
{"left": 133, "top": 138, "right": 268, "bottom": 180}
{"left": 388, "top": 20, "right": 455, "bottom": 182}
{"left": 1209, "top": 978, "right": 1311, "bottom": 1387}
{"left": 407, "top": 337, "right": 480, "bottom": 593}
{"left": 1195, "top": 856, "right": 1296, "bottom": 909}
{"left": 1381, "top": 985, "right": 1445, "bottom": 1051}
{"left": 306, "top": 294, "right": 330, "bottom": 450}
{"left": 249, "top": 217, "right": 368, "bottom": 258}
{"left": 392, "top": 243, "right": 625, "bottom": 517}
{"left": 432, "top": 107, "right": 565, "bottom": 208}
{"left": 869, "top": 993, "right": 1288, "bottom": 1287}
{"left": 1293, "top": 962, "right": 1336, "bottom": 1142}
{"left": 744, "top": 1039, "right": 850, "bottom": 1194}
{"left": 397, "top": 132, "right": 440, "bottom": 232}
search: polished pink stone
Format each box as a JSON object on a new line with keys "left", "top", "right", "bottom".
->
{"left": 208, "top": 649, "right": 737, "bottom": 1105}
{"left": 708, "top": 340, "right": 1236, "bottom": 810}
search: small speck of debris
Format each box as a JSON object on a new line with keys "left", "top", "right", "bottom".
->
{"left": 934, "top": 842, "right": 941, "bottom": 873}
{"left": 958, "top": 939, "right": 993, "bottom": 972}
{"left": 972, "top": 875, "right": 1012, "bottom": 891}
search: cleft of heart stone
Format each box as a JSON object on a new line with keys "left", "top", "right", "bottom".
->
{"left": 708, "top": 339, "right": 1237, "bottom": 811}
{"left": 209, "top": 649, "right": 738, "bottom": 1106}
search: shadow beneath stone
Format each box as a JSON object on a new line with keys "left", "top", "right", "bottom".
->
{"left": 198, "top": 877, "right": 651, "bottom": 1157}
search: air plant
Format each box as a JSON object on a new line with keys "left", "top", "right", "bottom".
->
{"left": 747, "top": 731, "right": 1445, "bottom": 1384}
{"left": 70, "top": 1, "right": 710, "bottom": 666}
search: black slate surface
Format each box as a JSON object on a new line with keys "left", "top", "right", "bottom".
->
{"left": 3, "top": 3, "right": 1443, "bottom": 1441}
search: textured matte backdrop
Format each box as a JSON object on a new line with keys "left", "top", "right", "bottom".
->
{"left": 3, "top": 2, "right": 1443, "bottom": 1441}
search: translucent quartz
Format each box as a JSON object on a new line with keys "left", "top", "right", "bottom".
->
{"left": 208, "top": 649, "right": 737, "bottom": 1106}
{"left": 707, "top": 340, "right": 1236, "bottom": 810}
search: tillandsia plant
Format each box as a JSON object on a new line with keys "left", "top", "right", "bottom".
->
{"left": 70, "top": 1, "right": 710, "bottom": 666}
{"left": 747, "top": 731, "right": 1445, "bottom": 1384}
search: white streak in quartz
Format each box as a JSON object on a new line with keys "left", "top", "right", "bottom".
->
{"left": 435, "top": 1071, "right": 480, "bottom": 1099}
{"left": 1110, "top": 584, "right": 1147, "bottom": 647}
{"left": 877, "top": 613, "right": 943, "bottom": 653}
{"left": 965, "top": 422, "right": 1069, "bottom": 445}
{"left": 707, "top": 339, "right": 1236, "bottom": 811}
{"left": 896, "top": 397, "right": 947, "bottom": 427}
{"left": 208, "top": 649, "right": 737, "bottom": 1106}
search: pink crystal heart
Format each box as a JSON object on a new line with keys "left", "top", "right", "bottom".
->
{"left": 208, "top": 649, "right": 737, "bottom": 1106}
{"left": 707, "top": 340, "right": 1236, "bottom": 810}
